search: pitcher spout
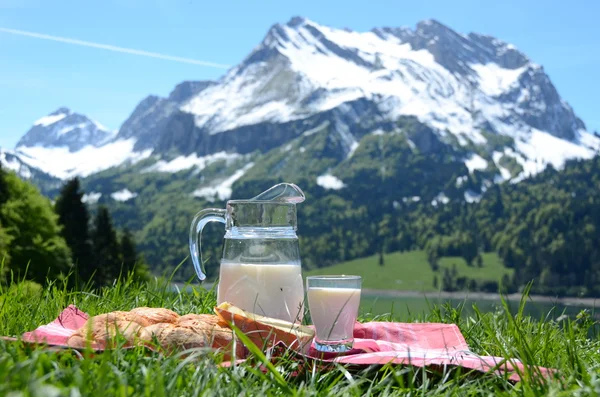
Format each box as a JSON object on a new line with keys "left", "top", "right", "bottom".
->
{"left": 249, "top": 183, "right": 305, "bottom": 204}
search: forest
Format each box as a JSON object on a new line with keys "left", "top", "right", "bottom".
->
{"left": 235, "top": 153, "right": 600, "bottom": 297}
{"left": 0, "top": 163, "right": 147, "bottom": 288}
{"left": 2, "top": 152, "right": 600, "bottom": 297}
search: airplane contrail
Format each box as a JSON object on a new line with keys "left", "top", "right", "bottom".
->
{"left": 0, "top": 26, "right": 231, "bottom": 69}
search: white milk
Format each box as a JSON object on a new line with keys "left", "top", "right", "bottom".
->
{"left": 217, "top": 261, "right": 304, "bottom": 322}
{"left": 307, "top": 287, "right": 361, "bottom": 341}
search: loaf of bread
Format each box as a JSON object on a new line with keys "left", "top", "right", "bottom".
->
{"left": 66, "top": 307, "right": 244, "bottom": 359}
{"left": 68, "top": 316, "right": 151, "bottom": 349}
{"left": 130, "top": 307, "right": 179, "bottom": 324}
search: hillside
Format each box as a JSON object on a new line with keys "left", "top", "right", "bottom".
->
{"left": 305, "top": 251, "right": 510, "bottom": 291}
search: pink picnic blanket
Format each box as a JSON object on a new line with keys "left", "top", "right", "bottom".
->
{"left": 7, "top": 305, "right": 553, "bottom": 382}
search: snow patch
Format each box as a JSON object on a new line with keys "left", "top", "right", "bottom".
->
{"left": 348, "top": 141, "right": 359, "bottom": 158}
{"left": 470, "top": 63, "right": 526, "bottom": 97}
{"left": 0, "top": 151, "right": 20, "bottom": 173}
{"left": 16, "top": 139, "right": 152, "bottom": 179}
{"left": 464, "top": 190, "right": 481, "bottom": 203}
{"left": 465, "top": 154, "right": 488, "bottom": 172}
{"left": 303, "top": 121, "right": 330, "bottom": 137}
{"left": 82, "top": 192, "right": 102, "bottom": 204}
{"left": 144, "top": 152, "right": 240, "bottom": 173}
{"left": 34, "top": 112, "right": 68, "bottom": 127}
{"left": 515, "top": 129, "right": 597, "bottom": 177}
{"left": 0, "top": 150, "right": 32, "bottom": 179}
{"left": 431, "top": 192, "right": 450, "bottom": 206}
{"left": 492, "top": 151, "right": 513, "bottom": 181}
{"left": 111, "top": 189, "right": 137, "bottom": 202}
{"left": 316, "top": 174, "right": 345, "bottom": 190}
{"left": 402, "top": 196, "right": 421, "bottom": 203}
{"left": 578, "top": 130, "right": 600, "bottom": 152}
{"left": 193, "top": 162, "right": 254, "bottom": 201}
{"left": 456, "top": 175, "right": 468, "bottom": 187}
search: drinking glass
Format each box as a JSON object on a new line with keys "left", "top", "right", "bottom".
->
{"left": 306, "top": 275, "right": 362, "bottom": 353}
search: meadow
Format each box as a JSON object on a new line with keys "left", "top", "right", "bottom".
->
{"left": 1, "top": 272, "right": 599, "bottom": 396}
{"left": 305, "top": 251, "right": 512, "bottom": 291}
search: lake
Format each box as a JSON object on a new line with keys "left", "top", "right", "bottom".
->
{"left": 359, "top": 291, "right": 600, "bottom": 322}
{"left": 176, "top": 282, "right": 600, "bottom": 323}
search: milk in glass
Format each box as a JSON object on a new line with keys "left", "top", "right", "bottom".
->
{"left": 218, "top": 260, "right": 304, "bottom": 323}
{"left": 307, "top": 287, "right": 361, "bottom": 341}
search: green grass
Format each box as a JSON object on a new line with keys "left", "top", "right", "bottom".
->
{"left": 305, "top": 251, "right": 512, "bottom": 291}
{"left": 1, "top": 274, "right": 599, "bottom": 396}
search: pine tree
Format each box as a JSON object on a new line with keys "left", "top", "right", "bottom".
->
{"left": 55, "top": 178, "right": 94, "bottom": 283}
{"left": 120, "top": 228, "right": 137, "bottom": 276}
{"left": 0, "top": 162, "right": 9, "bottom": 209}
{"left": 92, "top": 206, "right": 121, "bottom": 286}
{"left": 0, "top": 163, "right": 9, "bottom": 269}
{"left": 475, "top": 254, "right": 483, "bottom": 268}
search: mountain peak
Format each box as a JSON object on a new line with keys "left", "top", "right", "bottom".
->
{"left": 17, "top": 108, "right": 113, "bottom": 152}
{"left": 168, "top": 80, "right": 216, "bottom": 103}
{"left": 286, "top": 16, "right": 308, "bottom": 28}
{"left": 415, "top": 18, "right": 455, "bottom": 34}
{"left": 33, "top": 107, "right": 71, "bottom": 127}
{"left": 49, "top": 107, "right": 71, "bottom": 116}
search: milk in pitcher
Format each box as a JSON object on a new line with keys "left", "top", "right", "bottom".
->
{"left": 218, "top": 260, "right": 304, "bottom": 323}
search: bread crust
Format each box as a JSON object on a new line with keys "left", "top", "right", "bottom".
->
{"left": 68, "top": 318, "right": 150, "bottom": 349}
{"left": 130, "top": 307, "right": 179, "bottom": 324}
{"left": 177, "top": 314, "right": 245, "bottom": 359}
{"left": 66, "top": 308, "right": 245, "bottom": 359}
{"left": 143, "top": 323, "right": 210, "bottom": 352}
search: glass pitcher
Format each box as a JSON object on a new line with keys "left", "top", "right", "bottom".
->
{"left": 189, "top": 183, "right": 306, "bottom": 322}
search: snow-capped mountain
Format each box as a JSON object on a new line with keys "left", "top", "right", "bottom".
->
{"left": 10, "top": 17, "right": 600, "bottom": 192}
{"left": 170, "top": 17, "right": 598, "bottom": 172}
{"left": 17, "top": 107, "right": 115, "bottom": 151}
{"left": 14, "top": 108, "right": 151, "bottom": 180}
{"left": 0, "top": 148, "right": 62, "bottom": 194}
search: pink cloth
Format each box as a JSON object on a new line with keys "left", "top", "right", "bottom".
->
{"left": 9, "top": 306, "right": 553, "bottom": 382}
{"left": 20, "top": 305, "right": 88, "bottom": 346}
{"left": 303, "top": 322, "right": 553, "bottom": 382}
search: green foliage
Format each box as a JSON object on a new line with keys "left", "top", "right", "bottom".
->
{"left": 489, "top": 157, "right": 600, "bottom": 296}
{"left": 0, "top": 171, "right": 71, "bottom": 284}
{"left": 425, "top": 231, "right": 478, "bottom": 266}
{"left": 55, "top": 177, "right": 94, "bottom": 282}
{"left": 119, "top": 228, "right": 150, "bottom": 282}
{"left": 305, "top": 250, "right": 511, "bottom": 291}
{"left": 119, "top": 228, "right": 137, "bottom": 274}
{"left": 498, "top": 154, "right": 523, "bottom": 178}
{"left": 92, "top": 206, "right": 121, "bottom": 286}
{"left": 0, "top": 280, "right": 42, "bottom": 307}
{"left": 0, "top": 162, "right": 9, "bottom": 206}
{"left": 30, "top": 119, "right": 600, "bottom": 297}
{"left": 480, "top": 129, "right": 515, "bottom": 151}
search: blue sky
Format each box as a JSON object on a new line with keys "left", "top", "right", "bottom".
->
{"left": 1, "top": 0, "right": 598, "bottom": 149}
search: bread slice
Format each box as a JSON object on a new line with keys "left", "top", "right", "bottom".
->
{"left": 176, "top": 313, "right": 245, "bottom": 359}
{"left": 214, "top": 302, "right": 314, "bottom": 351}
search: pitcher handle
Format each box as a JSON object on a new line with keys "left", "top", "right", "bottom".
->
{"left": 189, "top": 208, "right": 226, "bottom": 281}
